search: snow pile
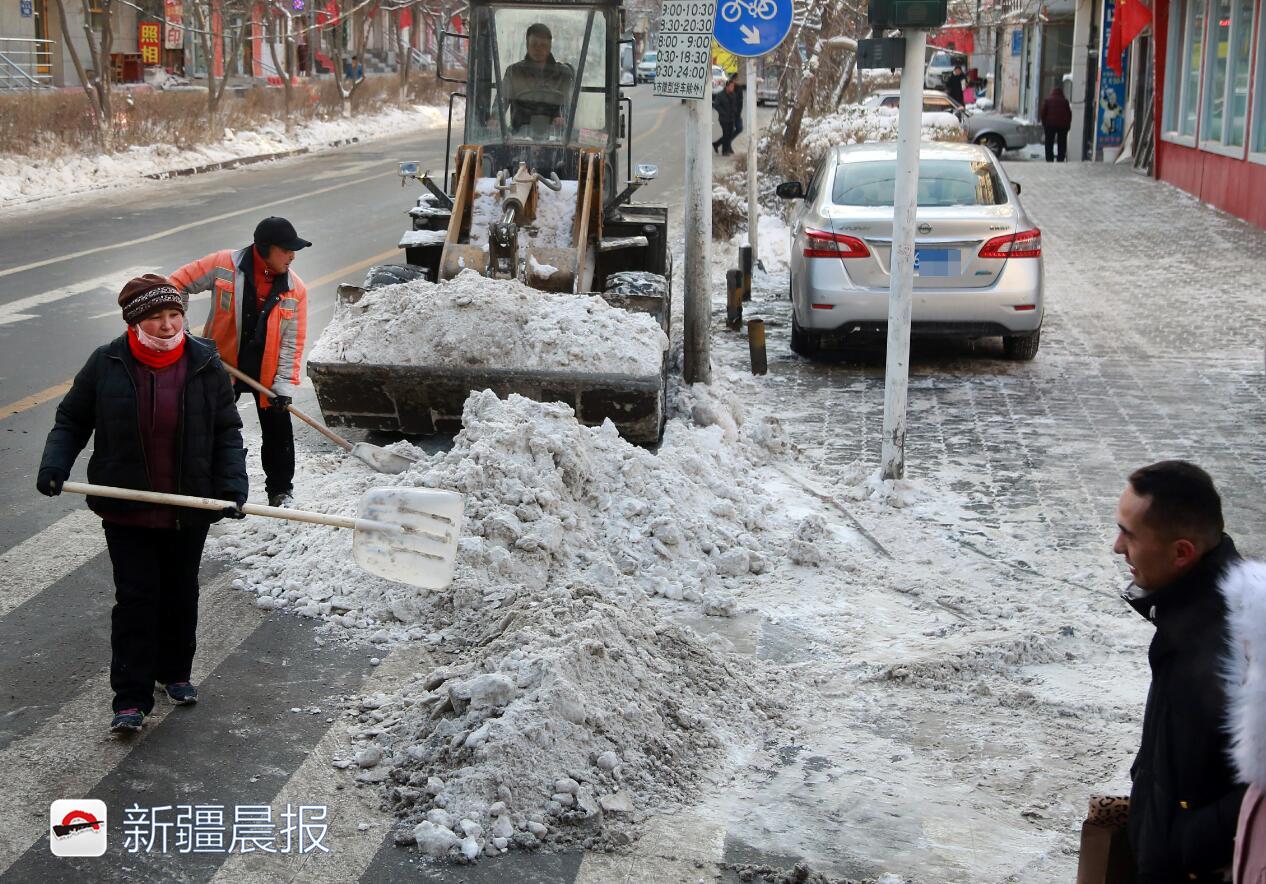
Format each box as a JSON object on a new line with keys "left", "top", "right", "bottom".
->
{"left": 359, "top": 585, "right": 783, "bottom": 857}
{"left": 309, "top": 270, "right": 668, "bottom": 376}
{"left": 207, "top": 388, "right": 798, "bottom": 858}
{"left": 0, "top": 103, "right": 454, "bottom": 208}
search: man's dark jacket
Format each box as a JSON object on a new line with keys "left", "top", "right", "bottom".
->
{"left": 38, "top": 334, "right": 247, "bottom": 526}
{"left": 1127, "top": 535, "right": 1247, "bottom": 882}
{"left": 713, "top": 88, "right": 742, "bottom": 125}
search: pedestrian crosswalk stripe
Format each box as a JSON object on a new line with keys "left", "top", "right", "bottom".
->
{"left": 208, "top": 643, "right": 437, "bottom": 884}
{"left": 0, "top": 573, "right": 266, "bottom": 874}
{"left": 0, "top": 509, "right": 106, "bottom": 619}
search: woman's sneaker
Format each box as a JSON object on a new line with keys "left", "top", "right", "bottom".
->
{"left": 164, "top": 682, "right": 198, "bottom": 705}
{"left": 110, "top": 708, "right": 145, "bottom": 733}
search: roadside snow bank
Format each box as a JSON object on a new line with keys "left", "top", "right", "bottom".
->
{"left": 0, "top": 103, "right": 453, "bottom": 208}
{"left": 309, "top": 270, "right": 668, "bottom": 376}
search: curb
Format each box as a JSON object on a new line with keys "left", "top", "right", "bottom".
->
{"left": 143, "top": 136, "right": 361, "bottom": 180}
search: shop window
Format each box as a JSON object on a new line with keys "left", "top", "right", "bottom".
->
{"left": 1163, "top": 0, "right": 1205, "bottom": 137}
{"left": 1201, "top": 0, "right": 1256, "bottom": 147}
{"left": 1252, "top": 0, "right": 1266, "bottom": 152}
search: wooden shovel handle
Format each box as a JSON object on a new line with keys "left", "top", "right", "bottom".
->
{"left": 221, "top": 363, "right": 353, "bottom": 453}
{"left": 62, "top": 481, "right": 362, "bottom": 530}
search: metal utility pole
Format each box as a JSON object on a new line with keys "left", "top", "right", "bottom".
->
{"left": 745, "top": 56, "right": 759, "bottom": 266}
{"left": 879, "top": 28, "right": 927, "bottom": 480}
{"left": 683, "top": 97, "right": 713, "bottom": 385}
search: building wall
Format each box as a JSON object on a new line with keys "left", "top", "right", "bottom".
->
{"left": 1153, "top": 0, "right": 1266, "bottom": 229}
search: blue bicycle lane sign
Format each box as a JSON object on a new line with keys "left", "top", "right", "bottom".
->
{"left": 712, "top": 0, "right": 793, "bottom": 57}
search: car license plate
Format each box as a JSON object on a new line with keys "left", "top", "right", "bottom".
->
{"left": 914, "top": 248, "right": 961, "bottom": 277}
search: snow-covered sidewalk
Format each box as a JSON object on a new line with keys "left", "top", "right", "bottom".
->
{"left": 0, "top": 103, "right": 453, "bottom": 210}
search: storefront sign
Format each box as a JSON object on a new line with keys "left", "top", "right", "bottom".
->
{"left": 139, "top": 21, "right": 162, "bottom": 65}
{"left": 1095, "top": 0, "right": 1127, "bottom": 151}
{"left": 164, "top": 0, "right": 183, "bottom": 50}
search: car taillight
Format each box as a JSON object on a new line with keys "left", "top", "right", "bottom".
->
{"left": 979, "top": 228, "right": 1041, "bottom": 258}
{"left": 803, "top": 228, "right": 870, "bottom": 259}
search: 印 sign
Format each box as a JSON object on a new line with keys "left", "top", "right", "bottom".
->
{"left": 164, "top": 0, "right": 183, "bottom": 50}
{"left": 652, "top": 0, "right": 717, "bottom": 101}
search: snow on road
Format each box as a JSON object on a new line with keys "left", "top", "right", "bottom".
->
{"left": 0, "top": 103, "right": 453, "bottom": 209}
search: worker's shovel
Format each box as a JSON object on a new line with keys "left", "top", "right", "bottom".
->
{"left": 61, "top": 482, "right": 463, "bottom": 590}
{"left": 222, "top": 364, "right": 419, "bottom": 476}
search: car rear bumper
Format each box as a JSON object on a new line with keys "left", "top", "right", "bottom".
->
{"left": 793, "top": 259, "right": 1044, "bottom": 336}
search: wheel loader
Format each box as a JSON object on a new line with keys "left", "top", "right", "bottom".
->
{"left": 307, "top": 0, "right": 672, "bottom": 443}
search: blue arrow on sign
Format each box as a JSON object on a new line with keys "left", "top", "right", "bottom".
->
{"left": 713, "top": 0, "right": 793, "bottom": 58}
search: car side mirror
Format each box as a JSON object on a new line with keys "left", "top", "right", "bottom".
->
{"left": 619, "top": 37, "right": 636, "bottom": 88}
{"left": 776, "top": 181, "right": 805, "bottom": 200}
{"left": 1012, "top": 181, "right": 1021, "bottom": 194}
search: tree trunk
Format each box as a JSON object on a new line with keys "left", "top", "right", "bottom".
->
{"left": 53, "top": 0, "right": 106, "bottom": 143}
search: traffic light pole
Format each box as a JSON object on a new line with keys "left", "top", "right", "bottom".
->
{"left": 879, "top": 28, "right": 927, "bottom": 480}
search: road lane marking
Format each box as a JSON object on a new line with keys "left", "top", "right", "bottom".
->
{"left": 0, "top": 172, "right": 396, "bottom": 280}
{"left": 0, "top": 573, "right": 267, "bottom": 874}
{"left": 1, "top": 249, "right": 397, "bottom": 421}
{"left": 89, "top": 290, "right": 209, "bottom": 320}
{"left": 0, "top": 266, "right": 150, "bottom": 326}
{"left": 209, "top": 642, "right": 435, "bottom": 884}
{"left": 0, "top": 509, "right": 107, "bottom": 619}
{"left": 1, "top": 380, "right": 73, "bottom": 419}
{"left": 632, "top": 104, "right": 673, "bottom": 146}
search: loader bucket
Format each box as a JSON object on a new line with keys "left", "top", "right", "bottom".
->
{"left": 306, "top": 360, "right": 667, "bottom": 444}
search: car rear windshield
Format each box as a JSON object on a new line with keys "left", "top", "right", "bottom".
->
{"left": 831, "top": 159, "right": 1009, "bottom": 207}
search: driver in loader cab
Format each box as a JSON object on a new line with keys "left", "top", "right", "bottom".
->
{"left": 502, "top": 23, "right": 574, "bottom": 132}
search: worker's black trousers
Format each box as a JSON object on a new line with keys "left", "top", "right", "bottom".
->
{"left": 243, "top": 391, "right": 295, "bottom": 497}
{"left": 104, "top": 523, "right": 208, "bottom": 714}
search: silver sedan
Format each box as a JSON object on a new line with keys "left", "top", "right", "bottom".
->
{"left": 864, "top": 90, "right": 1045, "bottom": 156}
{"left": 775, "top": 142, "right": 1044, "bottom": 360}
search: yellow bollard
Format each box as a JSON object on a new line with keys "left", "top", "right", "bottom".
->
{"left": 747, "top": 318, "right": 767, "bottom": 375}
{"left": 726, "top": 269, "right": 743, "bottom": 330}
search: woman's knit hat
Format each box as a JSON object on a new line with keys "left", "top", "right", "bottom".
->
{"left": 118, "top": 274, "right": 187, "bottom": 325}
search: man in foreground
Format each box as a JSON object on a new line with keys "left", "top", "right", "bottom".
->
{"left": 1114, "top": 460, "right": 1246, "bottom": 881}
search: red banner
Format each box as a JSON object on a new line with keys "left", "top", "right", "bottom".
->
{"left": 164, "top": 0, "right": 183, "bottom": 50}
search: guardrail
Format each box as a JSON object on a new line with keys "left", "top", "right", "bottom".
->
{"left": 0, "top": 38, "right": 54, "bottom": 92}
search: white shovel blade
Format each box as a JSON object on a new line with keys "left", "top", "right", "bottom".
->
{"left": 352, "top": 487, "right": 464, "bottom": 590}
{"left": 350, "top": 441, "right": 417, "bottom": 475}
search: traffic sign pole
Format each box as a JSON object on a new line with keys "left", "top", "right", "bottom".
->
{"left": 745, "top": 57, "right": 758, "bottom": 267}
{"left": 879, "top": 29, "right": 927, "bottom": 481}
{"left": 684, "top": 98, "right": 713, "bottom": 385}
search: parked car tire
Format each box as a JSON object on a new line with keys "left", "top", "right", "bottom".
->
{"left": 1003, "top": 329, "right": 1040, "bottom": 361}
{"left": 976, "top": 133, "right": 1007, "bottom": 157}
{"left": 791, "top": 314, "right": 821, "bottom": 359}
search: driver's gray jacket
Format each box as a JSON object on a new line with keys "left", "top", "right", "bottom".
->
{"left": 503, "top": 55, "right": 574, "bottom": 129}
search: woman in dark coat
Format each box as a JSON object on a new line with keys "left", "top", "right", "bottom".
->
{"left": 1040, "top": 85, "right": 1074, "bottom": 163}
{"left": 713, "top": 76, "right": 742, "bottom": 156}
{"left": 36, "top": 274, "right": 248, "bottom": 734}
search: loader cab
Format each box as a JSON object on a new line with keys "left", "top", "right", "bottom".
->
{"left": 461, "top": 1, "right": 619, "bottom": 195}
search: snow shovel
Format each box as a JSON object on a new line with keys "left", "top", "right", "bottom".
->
{"left": 60, "top": 482, "right": 464, "bottom": 590}
{"left": 222, "top": 364, "right": 419, "bottom": 475}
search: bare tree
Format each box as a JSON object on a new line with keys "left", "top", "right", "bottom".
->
{"left": 393, "top": 1, "right": 419, "bottom": 106}
{"left": 323, "top": 0, "right": 377, "bottom": 117}
{"left": 53, "top": 0, "right": 114, "bottom": 147}
{"left": 262, "top": 0, "right": 301, "bottom": 133}
{"left": 190, "top": 0, "right": 251, "bottom": 130}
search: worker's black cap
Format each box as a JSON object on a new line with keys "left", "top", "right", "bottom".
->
{"left": 254, "top": 216, "right": 312, "bottom": 253}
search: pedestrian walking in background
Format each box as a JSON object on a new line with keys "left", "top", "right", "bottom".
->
{"left": 1040, "top": 85, "right": 1073, "bottom": 162}
{"left": 1113, "top": 460, "right": 1246, "bottom": 882}
{"left": 170, "top": 217, "right": 310, "bottom": 508}
{"left": 35, "top": 275, "right": 248, "bottom": 734}
{"left": 1222, "top": 560, "right": 1266, "bottom": 883}
{"left": 712, "top": 76, "right": 742, "bottom": 156}
{"left": 945, "top": 64, "right": 967, "bottom": 105}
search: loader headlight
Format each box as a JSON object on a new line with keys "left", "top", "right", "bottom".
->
{"left": 635, "top": 164, "right": 658, "bottom": 182}
{"left": 398, "top": 161, "right": 421, "bottom": 178}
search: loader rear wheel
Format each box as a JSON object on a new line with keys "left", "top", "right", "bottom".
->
{"left": 363, "top": 264, "right": 431, "bottom": 290}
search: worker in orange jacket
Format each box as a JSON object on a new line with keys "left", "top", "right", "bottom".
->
{"left": 170, "top": 217, "right": 310, "bottom": 507}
